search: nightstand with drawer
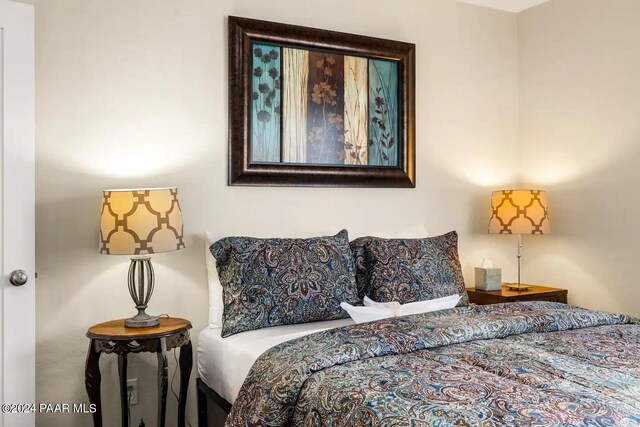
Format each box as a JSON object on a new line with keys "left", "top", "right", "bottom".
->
{"left": 467, "top": 284, "right": 568, "bottom": 305}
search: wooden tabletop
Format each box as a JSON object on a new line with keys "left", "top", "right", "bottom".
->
{"left": 87, "top": 317, "right": 192, "bottom": 341}
{"left": 466, "top": 284, "right": 567, "bottom": 297}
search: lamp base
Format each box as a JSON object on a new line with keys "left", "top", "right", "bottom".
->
{"left": 125, "top": 310, "right": 160, "bottom": 328}
{"left": 505, "top": 283, "right": 532, "bottom": 292}
{"left": 124, "top": 257, "right": 160, "bottom": 328}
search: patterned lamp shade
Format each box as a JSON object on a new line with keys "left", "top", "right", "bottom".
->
{"left": 100, "top": 188, "right": 185, "bottom": 255}
{"left": 488, "top": 190, "right": 550, "bottom": 235}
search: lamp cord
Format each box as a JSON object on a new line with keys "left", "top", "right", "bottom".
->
{"left": 158, "top": 314, "right": 193, "bottom": 427}
{"left": 171, "top": 348, "right": 193, "bottom": 427}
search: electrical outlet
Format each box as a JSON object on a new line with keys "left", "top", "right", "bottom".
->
{"left": 127, "top": 379, "right": 138, "bottom": 405}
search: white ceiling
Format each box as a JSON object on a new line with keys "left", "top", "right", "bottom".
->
{"left": 453, "top": 0, "right": 550, "bottom": 13}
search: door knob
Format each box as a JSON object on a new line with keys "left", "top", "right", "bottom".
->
{"left": 9, "top": 269, "right": 28, "bottom": 286}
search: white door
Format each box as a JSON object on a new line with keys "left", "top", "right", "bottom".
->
{"left": 0, "top": 1, "right": 35, "bottom": 427}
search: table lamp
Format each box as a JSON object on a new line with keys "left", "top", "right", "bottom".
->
{"left": 100, "top": 188, "right": 185, "bottom": 327}
{"left": 488, "top": 189, "right": 550, "bottom": 291}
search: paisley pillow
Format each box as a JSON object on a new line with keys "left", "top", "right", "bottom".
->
{"left": 212, "top": 230, "right": 359, "bottom": 337}
{"left": 351, "top": 231, "right": 468, "bottom": 306}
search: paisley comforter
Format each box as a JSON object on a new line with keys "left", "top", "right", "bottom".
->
{"left": 226, "top": 302, "right": 640, "bottom": 426}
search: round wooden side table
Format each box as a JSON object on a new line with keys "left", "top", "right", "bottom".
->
{"left": 85, "top": 317, "right": 192, "bottom": 427}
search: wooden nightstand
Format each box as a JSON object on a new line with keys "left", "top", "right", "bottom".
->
{"left": 85, "top": 317, "right": 192, "bottom": 427}
{"left": 466, "top": 284, "right": 568, "bottom": 305}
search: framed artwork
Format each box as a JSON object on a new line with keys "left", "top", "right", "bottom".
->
{"left": 228, "top": 16, "right": 415, "bottom": 187}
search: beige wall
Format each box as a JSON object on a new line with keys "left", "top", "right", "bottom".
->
{"left": 34, "top": 0, "right": 519, "bottom": 425}
{"left": 518, "top": 0, "right": 640, "bottom": 317}
{"left": 33, "top": 0, "right": 640, "bottom": 424}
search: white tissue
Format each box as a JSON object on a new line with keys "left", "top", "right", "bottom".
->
{"left": 480, "top": 258, "right": 494, "bottom": 269}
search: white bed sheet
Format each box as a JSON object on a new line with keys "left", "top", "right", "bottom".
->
{"left": 197, "top": 318, "right": 354, "bottom": 404}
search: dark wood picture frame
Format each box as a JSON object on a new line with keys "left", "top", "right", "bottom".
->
{"left": 228, "top": 16, "right": 416, "bottom": 187}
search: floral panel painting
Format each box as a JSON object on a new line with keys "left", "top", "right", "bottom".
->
{"left": 368, "top": 59, "right": 398, "bottom": 166}
{"left": 251, "top": 44, "right": 281, "bottom": 163}
{"left": 250, "top": 42, "right": 400, "bottom": 167}
{"left": 306, "top": 52, "right": 345, "bottom": 164}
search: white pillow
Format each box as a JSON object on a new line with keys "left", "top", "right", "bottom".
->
{"left": 397, "top": 294, "right": 461, "bottom": 317}
{"left": 340, "top": 302, "right": 395, "bottom": 324}
{"left": 204, "top": 232, "right": 224, "bottom": 328}
{"left": 349, "top": 224, "right": 429, "bottom": 240}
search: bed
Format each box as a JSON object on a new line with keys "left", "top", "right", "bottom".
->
{"left": 197, "top": 230, "right": 640, "bottom": 426}
{"left": 198, "top": 301, "right": 640, "bottom": 426}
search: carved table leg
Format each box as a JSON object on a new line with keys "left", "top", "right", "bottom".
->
{"left": 85, "top": 340, "right": 102, "bottom": 427}
{"left": 118, "top": 354, "right": 128, "bottom": 427}
{"left": 157, "top": 351, "right": 168, "bottom": 427}
{"left": 178, "top": 341, "right": 193, "bottom": 427}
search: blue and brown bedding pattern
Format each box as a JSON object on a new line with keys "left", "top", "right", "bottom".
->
{"left": 227, "top": 301, "right": 640, "bottom": 427}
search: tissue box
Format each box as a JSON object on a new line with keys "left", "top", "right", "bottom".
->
{"left": 474, "top": 267, "right": 502, "bottom": 291}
